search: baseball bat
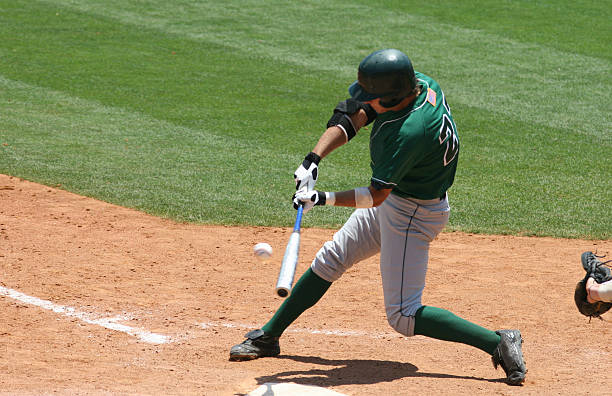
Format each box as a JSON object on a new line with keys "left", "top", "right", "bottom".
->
{"left": 275, "top": 204, "right": 304, "bottom": 298}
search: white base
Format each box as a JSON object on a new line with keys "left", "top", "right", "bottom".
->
{"left": 248, "top": 382, "right": 347, "bottom": 396}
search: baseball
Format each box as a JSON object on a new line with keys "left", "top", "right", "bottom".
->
{"left": 253, "top": 242, "right": 273, "bottom": 261}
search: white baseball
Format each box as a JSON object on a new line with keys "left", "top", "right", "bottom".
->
{"left": 253, "top": 242, "right": 273, "bottom": 261}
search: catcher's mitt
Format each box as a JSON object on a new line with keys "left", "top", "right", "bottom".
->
{"left": 574, "top": 252, "right": 612, "bottom": 319}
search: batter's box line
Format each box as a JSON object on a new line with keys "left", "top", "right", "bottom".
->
{"left": 0, "top": 285, "right": 172, "bottom": 344}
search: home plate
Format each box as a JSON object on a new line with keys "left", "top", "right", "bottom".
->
{"left": 248, "top": 382, "right": 347, "bottom": 395}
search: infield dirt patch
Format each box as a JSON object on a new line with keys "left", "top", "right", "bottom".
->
{"left": 0, "top": 174, "right": 610, "bottom": 395}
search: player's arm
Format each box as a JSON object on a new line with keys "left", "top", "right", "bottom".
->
{"left": 294, "top": 100, "right": 377, "bottom": 191}
{"left": 312, "top": 105, "right": 372, "bottom": 158}
{"left": 293, "top": 183, "right": 392, "bottom": 213}
{"left": 327, "top": 184, "right": 392, "bottom": 207}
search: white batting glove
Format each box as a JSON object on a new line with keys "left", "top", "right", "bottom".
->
{"left": 294, "top": 152, "right": 321, "bottom": 191}
{"left": 293, "top": 189, "right": 327, "bottom": 214}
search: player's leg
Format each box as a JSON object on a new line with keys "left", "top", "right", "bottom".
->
{"left": 378, "top": 194, "right": 498, "bottom": 350}
{"left": 229, "top": 207, "right": 381, "bottom": 360}
{"left": 265, "top": 206, "right": 382, "bottom": 335}
{"left": 377, "top": 194, "right": 449, "bottom": 334}
{"left": 378, "top": 194, "right": 526, "bottom": 385}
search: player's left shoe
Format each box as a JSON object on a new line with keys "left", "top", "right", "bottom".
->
{"left": 491, "top": 329, "right": 527, "bottom": 385}
{"left": 229, "top": 329, "right": 280, "bottom": 361}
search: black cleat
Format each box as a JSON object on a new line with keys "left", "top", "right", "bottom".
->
{"left": 492, "top": 329, "right": 527, "bottom": 385}
{"left": 229, "top": 329, "right": 280, "bottom": 361}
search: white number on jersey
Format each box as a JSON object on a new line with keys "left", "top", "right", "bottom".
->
{"left": 438, "top": 110, "right": 459, "bottom": 167}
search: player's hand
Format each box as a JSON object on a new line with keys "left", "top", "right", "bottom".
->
{"left": 293, "top": 189, "right": 326, "bottom": 214}
{"left": 294, "top": 152, "right": 321, "bottom": 191}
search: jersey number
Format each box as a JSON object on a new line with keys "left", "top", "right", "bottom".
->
{"left": 439, "top": 114, "right": 458, "bottom": 166}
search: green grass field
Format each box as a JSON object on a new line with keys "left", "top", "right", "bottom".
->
{"left": 0, "top": 0, "right": 610, "bottom": 239}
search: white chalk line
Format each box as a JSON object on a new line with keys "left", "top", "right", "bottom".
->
{"left": 0, "top": 284, "right": 411, "bottom": 345}
{"left": 0, "top": 285, "right": 172, "bottom": 344}
{"left": 200, "top": 321, "right": 407, "bottom": 340}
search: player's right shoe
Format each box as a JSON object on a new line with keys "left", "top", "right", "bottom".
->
{"left": 229, "top": 329, "right": 280, "bottom": 361}
{"left": 491, "top": 329, "right": 527, "bottom": 385}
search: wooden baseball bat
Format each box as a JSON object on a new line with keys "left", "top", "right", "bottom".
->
{"left": 275, "top": 204, "right": 303, "bottom": 297}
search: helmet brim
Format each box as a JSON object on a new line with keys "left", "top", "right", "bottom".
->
{"left": 348, "top": 81, "right": 382, "bottom": 102}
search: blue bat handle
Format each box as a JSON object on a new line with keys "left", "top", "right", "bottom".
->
{"left": 293, "top": 204, "right": 304, "bottom": 233}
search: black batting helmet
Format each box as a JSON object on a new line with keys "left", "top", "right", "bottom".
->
{"left": 349, "top": 49, "right": 417, "bottom": 102}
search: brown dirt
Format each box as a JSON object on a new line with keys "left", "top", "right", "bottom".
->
{"left": 0, "top": 174, "right": 610, "bottom": 396}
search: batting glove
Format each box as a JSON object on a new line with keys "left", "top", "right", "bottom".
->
{"left": 294, "top": 152, "right": 321, "bottom": 191}
{"left": 293, "top": 189, "right": 327, "bottom": 214}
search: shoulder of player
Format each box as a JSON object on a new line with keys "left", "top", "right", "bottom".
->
{"left": 415, "top": 71, "right": 440, "bottom": 88}
{"left": 374, "top": 72, "right": 444, "bottom": 132}
{"left": 399, "top": 78, "right": 445, "bottom": 137}
{"left": 410, "top": 73, "right": 447, "bottom": 117}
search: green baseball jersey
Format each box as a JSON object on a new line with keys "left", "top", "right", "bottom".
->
{"left": 369, "top": 72, "right": 459, "bottom": 200}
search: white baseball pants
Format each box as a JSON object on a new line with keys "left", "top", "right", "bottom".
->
{"left": 311, "top": 193, "right": 450, "bottom": 336}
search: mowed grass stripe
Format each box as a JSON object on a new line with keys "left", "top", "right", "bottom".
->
{"left": 0, "top": 74, "right": 325, "bottom": 224}
{"left": 40, "top": 0, "right": 611, "bottom": 139}
{"left": 2, "top": 71, "right": 608, "bottom": 238}
{"left": 1, "top": 1, "right": 365, "bottom": 227}
{"left": 1, "top": 1, "right": 609, "bottom": 238}
{"left": 451, "top": 104, "right": 610, "bottom": 238}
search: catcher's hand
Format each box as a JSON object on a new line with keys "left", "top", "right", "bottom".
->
{"left": 574, "top": 252, "right": 612, "bottom": 319}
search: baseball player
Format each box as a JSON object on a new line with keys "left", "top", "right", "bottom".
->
{"left": 229, "top": 49, "right": 527, "bottom": 385}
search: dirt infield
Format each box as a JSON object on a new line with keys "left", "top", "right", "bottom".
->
{"left": 1, "top": 174, "right": 610, "bottom": 395}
